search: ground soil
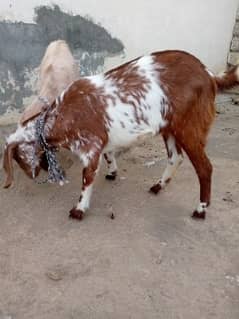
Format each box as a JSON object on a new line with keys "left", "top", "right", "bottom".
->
{"left": 0, "top": 94, "right": 238, "bottom": 319}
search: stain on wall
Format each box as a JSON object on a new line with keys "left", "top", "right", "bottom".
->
{"left": 0, "top": 5, "right": 124, "bottom": 118}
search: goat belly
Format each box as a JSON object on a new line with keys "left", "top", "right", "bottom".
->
{"left": 105, "top": 96, "right": 167, "bottom": 149}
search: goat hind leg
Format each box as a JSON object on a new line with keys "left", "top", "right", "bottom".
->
{"left": 182, "top": 142, "right": 212, "bottom": 219}
{"left": 104, "top": 151, "right": 118, "bottom": 180}
{"left": 150, "top": 134, "right": 183, "bottom": 194}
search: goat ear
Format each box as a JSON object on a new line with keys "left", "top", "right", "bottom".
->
{"left": 2, "top": 142, "right": 18, "bottom": 188}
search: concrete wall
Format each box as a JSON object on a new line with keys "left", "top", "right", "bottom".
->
{"left": 228, "top": 7, "right": 239, "bottom": 65}
{"left": 0, "top": 0, "right": 238, "bottom": 124}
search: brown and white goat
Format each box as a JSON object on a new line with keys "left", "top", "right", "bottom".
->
{"left": 3, "top": 50, "right": 239, "bottom": 220}
{"left": 2, "top": 40, "right": 79, "bottom": 185}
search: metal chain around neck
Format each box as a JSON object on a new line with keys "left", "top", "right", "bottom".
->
{"left": 31, "top": 96, "right": 66, "bottom": 185}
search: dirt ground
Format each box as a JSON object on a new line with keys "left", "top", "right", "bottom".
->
{"left": 0, "top": 94, "right": 239, "bottom": 319}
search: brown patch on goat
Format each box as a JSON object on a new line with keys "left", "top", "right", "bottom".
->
{"left": 214, "top": 65, "right": 239, "bottom": 91}
{"left": 154, "top": 51, "right": 216, "bottom": 216}
{"left": 106, "top": 60, "right": 151, "bottom": 125}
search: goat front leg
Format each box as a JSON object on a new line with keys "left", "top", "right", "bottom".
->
{"left": 69, "top": 152, "right": 101, "bottom": 220}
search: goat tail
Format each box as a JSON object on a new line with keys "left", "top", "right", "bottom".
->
{"left": 213, "top": 65, "right": 239, "bottom": 92}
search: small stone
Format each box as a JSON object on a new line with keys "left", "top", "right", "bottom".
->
{"left": 110, "top": 213, "right": 115, "bottom": 220}
{"left": 222, "top": 192, "right": 234, "bottom": 203}
{"left": 46, "top": 266, "right": 66, "bottom": 281}
{"left": 144, "top": 160, "right": 156, "bottom": 167}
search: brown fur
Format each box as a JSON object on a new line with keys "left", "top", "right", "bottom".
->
{"left": 215, "top": 66, "right": 239, "bottom": 91}
{"left": 3, "top": 142, "right": 18, "bottom": 188}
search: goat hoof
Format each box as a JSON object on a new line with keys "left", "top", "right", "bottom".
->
{"left": 191, "top": 210, "right": 206, "bottom": 220}
{"left": 105, "top": 171, "right": 117, "bottom": 181}
{"left": 69, "top": 207, "right": 84, "bottom": 220}
{"left": 149, "top": 183, "right": 162, "bottom": 194}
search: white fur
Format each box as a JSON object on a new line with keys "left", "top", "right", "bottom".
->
{"left": 206, "top": 68, "right": 214, "bottom": 77}
{"left": 59, "top": 81, "right": 74, "bottom": 103}
{"left": 6, "top": 121, "right": 35, "bottom": 144}
{"left": 19, "top": 143, "right": 37, "bottom": 166}
{"left": 105, "top": 151, "right": 118, "bottom": 174}
{"left": 6, "top": 122, "right": 37, "bottom": 171}
{"left": 77, "top": 184, "right": 93, "bottom": 211}
{"left": 160, "top": 135, "right": 183, "bottom": 187}
{"left": 90, "top": 55, "right": 168, "bottom": 152}
{"left": 78, "top": 149, "right": 96, "bottom": 167}
{"left": 196, "top": 202, "right": 207, "bottom": 213}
